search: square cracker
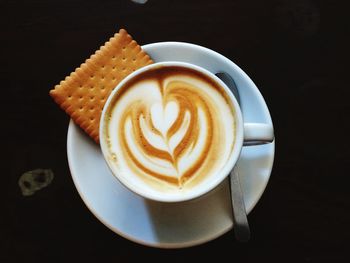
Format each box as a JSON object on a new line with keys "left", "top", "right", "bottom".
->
{"left": 50, "top": 29, "right": 153, "bottom": 143}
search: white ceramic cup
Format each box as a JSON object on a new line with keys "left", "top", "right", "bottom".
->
{"left": 100, "top": 62, "right": 274, "bottom": 202}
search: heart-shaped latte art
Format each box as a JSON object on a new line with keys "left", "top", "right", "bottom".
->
{"left": 105, "top": 68, "right": 236, "bottom": 188}
{"left": 150, "top": 101, "right": 178, "bottom": 139}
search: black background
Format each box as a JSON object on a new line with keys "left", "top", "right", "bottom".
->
{"left": 1, "top": 0, "right": 349, "bottom": 262}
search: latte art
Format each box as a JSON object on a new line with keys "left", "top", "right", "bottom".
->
{"left": 104, "top": 67, "right": 236, "bottom": 190}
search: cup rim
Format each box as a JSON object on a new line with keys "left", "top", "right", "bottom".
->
{"left": 99, "top": 61, "right": 244, "bottom": 202}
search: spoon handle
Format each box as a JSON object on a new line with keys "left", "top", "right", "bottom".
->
{"left": 229, "top": 167, "right": 251, "bottom": 242}
{"left": 215, "top": 72, "right": 251, "bottom": 242}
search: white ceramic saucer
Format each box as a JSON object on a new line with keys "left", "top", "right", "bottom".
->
{"left": 67, "top": 42, "right": 275, "bottom": 248}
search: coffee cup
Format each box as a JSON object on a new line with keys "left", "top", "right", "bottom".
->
{"left": 100, "top": 62, "right": 274, "bottom": 202}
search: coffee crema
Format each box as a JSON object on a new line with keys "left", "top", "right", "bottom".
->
{"left": 103, "top": 66, "right": 236, "bottom": 190}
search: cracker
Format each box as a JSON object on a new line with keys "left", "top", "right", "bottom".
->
{"left": 50, "top": 29, "right": 153, "bottom": 143}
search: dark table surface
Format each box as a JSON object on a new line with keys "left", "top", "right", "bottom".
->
{"left": 2, "top": 0, "right": 349, "bottom": 262}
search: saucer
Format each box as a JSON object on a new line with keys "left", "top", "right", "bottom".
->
{"left": 67, "top": 42, "right": 275, "bottom": 248}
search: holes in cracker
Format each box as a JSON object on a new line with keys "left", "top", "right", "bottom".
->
{"left": 132, "top": 58, "right": 136, "bottom": 61}
{"left": 79, "top": 106, "right": 83, "bottom": 110}
{"left": 89, "top": 107, "right": 94, "bottom": 111}
{"left": 101, "top": 85, "right": 106, "bottom": 90}
{"left": 90, "top": 117, "right": 94, "bottom": 121}
{"left": 122, "top": 57, "right": 126, "bottom": 61}
{"left": 90, "top": 96, "right": 94, "bottom": 100}
{"left": 90, "top": 85, "right": 94, "bottom": 90}
{"left": 122, "top": 46, "right": 126, "bottom": 50}
{"left": 101, "top": 75, "right": 105, "bottom": 80}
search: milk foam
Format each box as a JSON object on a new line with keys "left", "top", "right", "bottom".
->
{"left": 104, "top": 68, "right": 236, "bottom": 191}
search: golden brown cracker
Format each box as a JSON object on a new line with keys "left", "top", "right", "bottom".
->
{"left": 50, "top": 29, "right": 153, "bottom": 143}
